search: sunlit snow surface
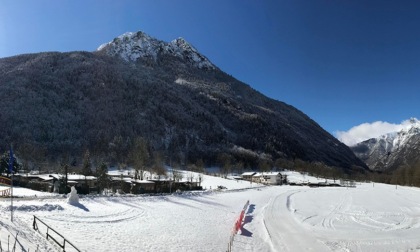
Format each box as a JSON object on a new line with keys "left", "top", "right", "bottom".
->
{"left": 1, "top": 172, "right": 420, "bottom": 251}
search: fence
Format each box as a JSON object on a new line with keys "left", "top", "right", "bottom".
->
{"left": 0, "top": 176, "right": 11, "bottom": 186}
{"left": 33, "top": 215, "right": 81, "bottom": 252}
{"left": 0, "top": 188, "right": 11, "bottom": 197}
{"left": 0, "top": 176, "right": 11, "bottom": 197}
{"left": 0, "top": 231, "right": 20, "bottom": 252}
{"left": 227, "top": 200, "right": 250, "bottom": 252}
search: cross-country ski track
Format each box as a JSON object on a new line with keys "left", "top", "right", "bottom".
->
{"left": 258, "top": 184, "right": 420, "bottom": 252}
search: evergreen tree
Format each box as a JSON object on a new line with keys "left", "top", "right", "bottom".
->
{"left": 61, "top": 163, "right": 69, "bottom": 193}
{"left": 0, "top": 151, "right": 19, "bottom": 176}
{"left": 259, "top": 159, "right": 271, "bottom": 174}
{"left": 412, "top": 161, "right": 420, "bottom": 187}
{"left": 80, "top": 150, "right": 93, "bottom": 194}
{"left": 195, "top": 159, "right": 205, "bottom": 173}
{"left": 195, "top": 159, "right": 205, "bottom": 186}
{"left": 96, "top": 162, "right": 109, "bottom": 193}
{"left": 82, "top": 150, "right": 93, "bottom": 176}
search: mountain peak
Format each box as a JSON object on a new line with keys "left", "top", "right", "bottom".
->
{"left": 172, "top": 37, "right": 188, "bottom": 44}
{"left": 97, "top": 31, "right": 215, "bottom": 69}
{"left": 407, "top": 117, "right": 420, "bottom": 128}
{"left": 351, "top": 117, "right": 420, "bottom": 171}
{"left": 170, "top": 37, "right": 194, "bottom": 51}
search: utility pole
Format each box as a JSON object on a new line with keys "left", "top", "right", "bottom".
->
{"left": 9, "top": 146, "right": 14, "bottom": 222}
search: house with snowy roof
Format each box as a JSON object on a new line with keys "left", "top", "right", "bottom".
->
{"left": 259, "top": 172, "right": 285, "bottom": 185}
{"left": 251, "top": 173, "right": 263, "bottom": 183}
{"left": 49, "top": 174, "right": 97, "bottom": 194}
{"left": 13, "top": 174, "right": 55, "bottom": 192}
{"left": 238, "top": 172, "right": 286, "bottom": 185}
{"left": 48, "top": 174, "right": 96, "bottom": 187}
{"left": 241, "top": 172, "right": 256, "bottom": 181}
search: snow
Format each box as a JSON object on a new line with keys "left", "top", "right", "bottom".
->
{"left": 97, "top": 31, "right": 215, "bottom": 69}
{"left": 1, "top": 172, "right": 420, "bottom": 251}
{"left": 2, "top": 186, "right": 54, "bottom": 198}
{"left": 283, "top": 170, "right": 341, "bottom": 184}
{"left": 67, "top": 186, "right": 79, "bottom": 205}
{"left": 364, "top": 117, "right": 420, "bottom": 154}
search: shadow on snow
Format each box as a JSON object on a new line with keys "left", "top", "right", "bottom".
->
{"left": 68, "top": 202, "right": 89, "bottom": 212}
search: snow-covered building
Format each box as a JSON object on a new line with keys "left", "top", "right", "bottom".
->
{"left": 252, "top": 173, "right": 263, "bottom": 183}
{"left": 49, "top": 174, "right": 97, "bottom": 194}
{"left": 67, "top": 174, "right": 97, "bottom": 188}
{"left": 241, "top": 172, "right": 256, "bottom": 181}
{"left": 13, "top": 174, "right": 54, "bottom": 192}
{"left": 259, "top": 172, "right": 284, "bottom": 185}
{"left": 240, "top": 172, "right": 286, "bottom": 185}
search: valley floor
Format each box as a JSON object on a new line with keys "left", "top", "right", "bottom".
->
{"left": 1, "top": 174, "right": 420, "bottom": 252}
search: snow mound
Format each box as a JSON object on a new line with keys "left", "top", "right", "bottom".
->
{"left": 67, "top": 186, "right": 79, "bottom": 205}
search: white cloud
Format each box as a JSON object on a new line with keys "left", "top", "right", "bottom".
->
{"left": 335, "top": 118, "right": 418, "bottom": 146}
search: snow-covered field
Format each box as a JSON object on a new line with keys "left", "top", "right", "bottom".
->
{"left": 1, "top": 172, "right": 420, "bottom": 252}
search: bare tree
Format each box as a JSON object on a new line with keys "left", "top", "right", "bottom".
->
{"left": 197, "top": 173, "right": 204, "bottom": 187}
{"left": 217, "top": 153, "right": 232, "bottom": 178}
{"left": 152, "top": 151, "right": 166, "bottom": 179}
{"left": 233, "top": 161, "right": 244, "bottom": 175}
{"left": 172, "top": 164, "right": 183, "bottom": 182}
{"left": 187, "top": 172, "right": 194, "bottom": 183}
{"left": 131, "top": 137, "right": 149, "bottom": 180}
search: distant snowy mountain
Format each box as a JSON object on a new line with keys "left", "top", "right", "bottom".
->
{"left": 97, "top": 31, "right": 215, "bottom": 69}
{"left": 351, "top": 118, "right": 420, "bottom": 171}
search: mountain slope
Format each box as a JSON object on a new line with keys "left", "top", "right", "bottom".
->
{"left": 0, "top": 31, "right": 367, "bottom": 170}
{"left": 351, "top": 118, "right": 420, "bottom": 171}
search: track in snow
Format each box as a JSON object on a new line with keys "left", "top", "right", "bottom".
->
{"left": 262, "top": 185, "right": 420, "bottom": 251}
{"left": 263, "top": 190, "right": 330, "bottom": 251}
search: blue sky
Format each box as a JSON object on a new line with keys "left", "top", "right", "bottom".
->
{"left": 1, "top": 0, "right": 420, "bottom": 144}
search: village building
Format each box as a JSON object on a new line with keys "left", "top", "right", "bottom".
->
{"left": 131, "top": 180, "right": 155, "bottom": 194}
{"left": 241, "top": 172, "right": 256, "bottom": 181}
{"left": 240, "top": 171, "right": 287, "bottom": 185}
{"left": 13, "top": 174, "right": 55, "bottom": 192}
{"left": 13, "top": 173, "right": 98, "bottom": 194}
{"left": 251, "top": 173, "right": 263, "bottom": 183}
{"left": 109, "top": 176, "right": 132, "bottom": 193}
{"left": 11, "top": 168, "right": 204, "bottom": 195}
{"left": 49, "top": 174, "right": 97, "bottom": 194}
{"left": 259, "top": 172, "right": 285, "bottom": 185}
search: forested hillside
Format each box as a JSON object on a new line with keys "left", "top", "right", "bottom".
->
{"left": 0, "top": 33, "right": 368, "bottom": 173}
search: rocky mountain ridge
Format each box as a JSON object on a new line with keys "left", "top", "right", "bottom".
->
{"left": 97, "top": 31, "right": 215, "bottom": 69}
{"left": 351, "top": 118, "right": 420, "bottom": 171}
